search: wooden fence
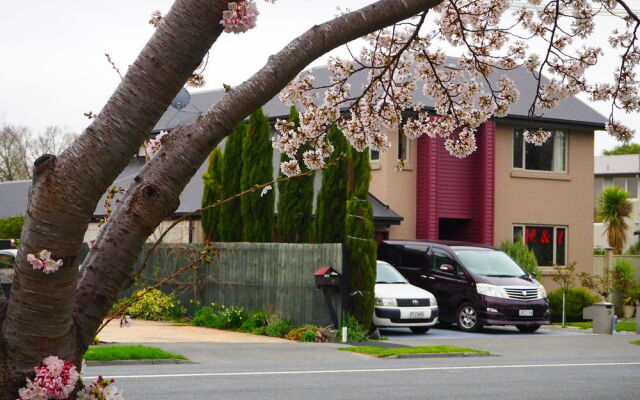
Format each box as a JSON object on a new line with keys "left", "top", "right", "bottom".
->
{"left": 121, "top": 242, "right": 346, "bottom": 327}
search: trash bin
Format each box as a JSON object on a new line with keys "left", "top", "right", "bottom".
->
{"left": 592, "top": 302, "right": 614, "bottom": 334}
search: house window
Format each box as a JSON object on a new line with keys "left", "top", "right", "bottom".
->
{"left": 513, "top": 129, "right": 566, "bottom": 172}
{"left": 513, "top": 225, "right": 567, "bottom": 266}
{"left": 370, "top": 149, "right": 380, "bottom": 162}
{"left": 398, "top": 131, "right": 409, "bottom": 162}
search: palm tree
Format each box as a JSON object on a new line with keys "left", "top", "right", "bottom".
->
{"left": 599, "top": 187, "right": 632, "bottom": 254}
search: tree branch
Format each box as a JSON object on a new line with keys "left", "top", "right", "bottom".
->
{"left": 4, "top": 0, "right": 231, "bottom": 380}
{"left": 73, "top": 0, "right": 443, "bottom": 352}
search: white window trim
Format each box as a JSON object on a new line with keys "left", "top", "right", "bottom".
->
{"left": 513, "top": 128, "right": 568, "bottom": 173}
{"left": 512, "top": 224, "right": 567, "bottom": 267}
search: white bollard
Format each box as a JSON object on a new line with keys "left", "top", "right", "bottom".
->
{"left": 341, "top": 327, "right": 348, "bottom": 343}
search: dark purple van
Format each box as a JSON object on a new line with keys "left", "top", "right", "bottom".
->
{"left": 378, "top": 240, "right": 550, "bottom": 333}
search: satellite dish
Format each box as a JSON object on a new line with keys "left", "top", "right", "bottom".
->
{"left": 171, "top": 88, "right": 191, "bottom": 110}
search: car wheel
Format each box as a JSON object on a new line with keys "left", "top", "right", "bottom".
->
{"left": 516, "top": 324, "right": 541, "bottom": 333}
{"left": 409, "top": 326, "right": 430, "bottom": 334}
{"left": 457, "top": 302, "right": 482, "bottom": 332}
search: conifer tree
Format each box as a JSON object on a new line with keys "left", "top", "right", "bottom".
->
{"left": 218, "top": 122, "right": 246, "bottom": 241}
{"left": 201, "top": 147, "right": 223, "bottom": 241}
{"left": 345, "top": 148, "right": 376, "bottom": 329}
{"left": 277, "top": 107, "right": 314, "bottom": 243}
{"left": 241, "top": 108, "right": 274, "bottom": 242}
{"left": 315, "top": 126, "right": 349, "bottom": 243}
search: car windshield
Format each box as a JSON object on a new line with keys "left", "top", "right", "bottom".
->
{"left": 453, "top": 249, "right": 526, "bottom": 277}
{"left": 376, "top": 262, "right": 408, "bottom": 284}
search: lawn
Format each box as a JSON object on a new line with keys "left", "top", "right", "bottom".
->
{"left": 553, "top": 321, "right": 636, "bottom": 332}
{"left": 338, "top": 345, "right": 488, "bottom": 358}
{"left": 84, "top": 345, "right": 187, "bottom": 361}
{"left": 631, "top": 340, "right": 640, "bottom": 346}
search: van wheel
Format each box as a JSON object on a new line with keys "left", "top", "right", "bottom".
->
{"left": 516, "top": 324, "right": 540, "bottom": 333}
{"left": 457, "top": 302, "right": 482, "bottom": 332}
{"left": 410, "top": 327, "right": 430, "bottom": 334}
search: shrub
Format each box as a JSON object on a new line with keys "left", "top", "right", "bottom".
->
{"left": 340, "top": 313, "right": 368, "bottom": 342}
{"left": 0, "top": 216, "right": 24, "bottom": 239}
{"left": 285, "top": 325, "right": 324, "bottom": 342}
{"left": 265, "top": 318, "right": 292, "bottom": 337}
{"left": 113, "top": 288, "right": 185, "bottom": 321}
{"left": 192, "top": 304, "right": 247, "bottom": 330}
{"left": 548, "top": 287, "right": 600, "bottom": 322}
{"left": 239, "top": 311, "right": 268, "bottom": 332}
{"left": 499, "top": 239, "right": 540, "bottom": 278}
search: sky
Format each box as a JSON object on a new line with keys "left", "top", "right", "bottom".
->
{"left": 0, "top": 0, "right": 639, "bottom": 156}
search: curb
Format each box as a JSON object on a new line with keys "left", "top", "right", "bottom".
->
{"left": 386, "top": 352, "right": 494, "bottom": 359}
{"left": 86, "top": 359, "right": 194, "bottom": 367}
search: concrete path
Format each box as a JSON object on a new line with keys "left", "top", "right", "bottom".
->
{"left": 98, "top": 319, "right": 288, "bottom": 343}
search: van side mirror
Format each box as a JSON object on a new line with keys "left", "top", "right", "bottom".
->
{"left": 530, "top": 271, "right": 537, "bottom": 278}
{"left": 439, "top": 264, "right": 455, "bottom": 273}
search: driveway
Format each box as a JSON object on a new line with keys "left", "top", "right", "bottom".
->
{"left": 98, "top": 319, "right": 288, "bottom": 343}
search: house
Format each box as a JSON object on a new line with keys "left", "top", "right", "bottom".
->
{"left": 594, "top": 154, "right": 640, "bottom": 252}
{"left": 0, "top": 63, "right": 605, "bottom": 288}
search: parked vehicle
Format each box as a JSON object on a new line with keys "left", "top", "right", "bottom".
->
{"left": 0, "top": 249, "right": 17, "bottom": 298}
{"left": 378, "top": 240, "right": 550, "bottom": 333}
{"left": 373, "top": 260, "right": 439, "bottom": 333}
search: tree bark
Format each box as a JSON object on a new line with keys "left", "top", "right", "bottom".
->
{"left": 1, "top": 0, "right": 442, "bottom": 398}
{"left": 1, "top": 0, "right": 230, "bottom": 397}
{"left": 74, "top": 0, "right": 441, "bottom": 355}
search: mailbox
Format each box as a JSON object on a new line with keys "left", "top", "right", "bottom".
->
{"left": 314, "top": 266, "right": 341, "bottom": 288}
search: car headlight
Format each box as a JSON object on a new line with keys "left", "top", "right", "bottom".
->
{"left": 476, "top": 283, "right": 509, "bottom": 299}
{"left": 430, "top": 297, "right": 437, "bottom": 307}
{"left": 375, "top": 298, "right": 397, "bottom": 307}
{"left": 537, "top": 285, "right": 547, "bottom": 299}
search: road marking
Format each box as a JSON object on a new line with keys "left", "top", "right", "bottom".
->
{"left": 86, "top": 361, "right": 640, "bottom": 380}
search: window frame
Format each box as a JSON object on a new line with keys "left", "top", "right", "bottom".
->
{"left": 397, "top": 130, "right": 409, "bottom": 163}
{"left": 512, "top": 224, "right": 567, "bottom": 267}
{"left": 370, "top": 148, "right": 380, "bottom": 162}
{"left": 512, "top": 128, "right": 568, "bottom": 173}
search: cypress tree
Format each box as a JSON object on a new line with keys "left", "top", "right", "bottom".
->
{"left": 218, "top": 122, "right": 246, "bottom": 242}
{"left": 315, "top": 126, "right": 349, "bottom": 243}
{"left": 241, "top": 108, "right": 275, "bottom": 242}
{"left": 201, "top": 147, "right": 223, "bottom": 241}
{"left": 345, "top": 148, "right": 376, "bottom": 329}
{"left": 277, "top": 106, "right": 314, "bottom": 243}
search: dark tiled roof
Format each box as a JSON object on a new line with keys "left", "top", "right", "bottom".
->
{"left": 154, "top": 64, "right": 607, "bottom": 132}
{"left": 0, "top": 156, "right": 403, "bottom": 226}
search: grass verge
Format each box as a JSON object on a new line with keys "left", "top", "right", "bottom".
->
{"left": 338, "top": 345, "right": 488, "bottom": 358}
{"left": 631, "top": 340, "right": 640, "bottom": 346}
{"left": 553, "top": 321, "right": 636, "bottom": 332}
{"left": 84, "top": 345, "right": 187, "bottom": 361}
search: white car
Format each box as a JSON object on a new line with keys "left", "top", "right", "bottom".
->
{"left": 373, "top": 260, "right": 439, "bottom": 334}
{"left": 0, "top": 249, "right": 17, "bottom": 298}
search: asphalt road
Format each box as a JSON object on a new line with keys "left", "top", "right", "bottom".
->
{"left": 85, "top": 328, "right": 640, "bottom": 400}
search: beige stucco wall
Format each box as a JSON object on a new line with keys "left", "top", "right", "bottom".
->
{"left": 84, "top": 219, "right": 202, "bottom": 244}
{"left": 369, "top": 125, "right": 417, "bottom": 239}
{"left": 494, "top": 124, "right": 594, "bottom": 289}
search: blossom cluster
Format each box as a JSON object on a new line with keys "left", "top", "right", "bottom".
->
{"left": 271, "top": 0, "right": 639, "bottom": 172}
{"left": 220, "top": 1, "right": 259, "bottom": 34}
{"left": 27, "top": 250, "right": 63, "bottom": 274}
{"left": 78, "top": 376, "right": 123, "bottom": 400}
{"left": 149, "top": 130, "right": 169, "bottom": 154}
{"left": 18, "top": 356, "right": 79, "bottom": 400}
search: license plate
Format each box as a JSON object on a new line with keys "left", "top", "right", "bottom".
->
{"left": 519, "top": 309, "right": 534, "bottom": 317}
{"left": 408, "top": 311, "right": 426, "bottom": 318}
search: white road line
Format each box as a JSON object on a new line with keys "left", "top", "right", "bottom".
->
{"left": 86, "top": 361, "right": 640, "bottom": 380}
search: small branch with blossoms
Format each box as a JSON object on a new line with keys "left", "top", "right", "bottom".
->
{"left": 97, "top": 241, "right": 219, "bottom": 335}
{"left": 17, "top": 356, "right": 79, "bottom": 400}
{"left": 97, "top": 186, "right": 126, "bottom": 228}
{"left": 128, "top": 153, "right": 346, "bottom": 286}
{"left": 26, "top": 250, "right": 63, "bottom": 274}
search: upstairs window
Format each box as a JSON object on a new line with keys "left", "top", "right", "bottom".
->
{"left": 370, "top": 149, "right": 380, "bottom": 162}
{"left": 513, "top": 129, "right": 566, "bottom": 172}
{"left": 398, "top": 131, "right": 409, "bottom": 162}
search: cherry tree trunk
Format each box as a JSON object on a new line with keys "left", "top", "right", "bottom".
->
{"left": 0, "top": 1, "right": 439, "bottom": 398}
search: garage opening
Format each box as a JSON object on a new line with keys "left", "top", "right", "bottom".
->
{"left": 438, "top": 218, "right": 475, "bottom": 242}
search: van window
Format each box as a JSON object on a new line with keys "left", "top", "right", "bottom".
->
{"left": 399, "top": 245, "right": 427, "bottom": 270}
{"left": 433, "top": 250, "right": 456, "bottom": 274}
